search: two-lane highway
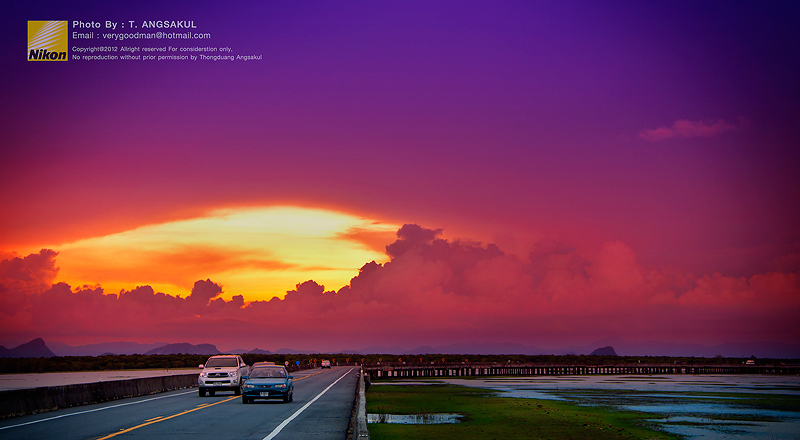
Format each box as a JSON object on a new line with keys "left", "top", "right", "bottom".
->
{"left": 0, "top": 367, "right": 358, "bottom": 440}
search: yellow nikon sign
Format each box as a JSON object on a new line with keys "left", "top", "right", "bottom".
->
{"left": 28, "top": 21, "right": 68, "bottom": 61}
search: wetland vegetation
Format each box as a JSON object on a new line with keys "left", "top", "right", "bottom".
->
{"left": 367, "top": 375, "right": 800, "bottom": 439}
{"left": 367, "top": 383, "right": 679, "bottom": 439}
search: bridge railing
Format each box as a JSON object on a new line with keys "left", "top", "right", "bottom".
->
{"left": 363, "top": 363, "right": 800, "bottom": 379}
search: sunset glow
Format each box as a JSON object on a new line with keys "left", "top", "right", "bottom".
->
{"left": 1, "top": 1, "right": 798, "bottom": 356}
{"left": 39, "top": 207, "right": 398, "bottom": 301}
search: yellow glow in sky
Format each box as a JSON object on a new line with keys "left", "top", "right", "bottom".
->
{"left": 48, "top": 206, "right": 399, "bottom": 301}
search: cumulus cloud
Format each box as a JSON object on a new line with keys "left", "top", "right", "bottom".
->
{"left": 0, "top": 249, "right": 60, "bottom": 295}
{"left": 186, "top": 279, "right": 224, "bottom": 307}
{"left": 1, "top": 225, "right": 798, "bottom": 350}
{"left": 0, "top": 249, "right": 60, "bottom": 317}
{"left": 385, "top": 224, "right": 445, "bottom": 258}
{"left": 639, "top": 118, "right": 742, "bottom": 142}
{"left": 587, "top": 241, "right": 645, "bottom": 294}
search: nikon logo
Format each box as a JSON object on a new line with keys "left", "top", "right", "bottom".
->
{"left": 28, "top": 21, "right": 68, "bottom": 61}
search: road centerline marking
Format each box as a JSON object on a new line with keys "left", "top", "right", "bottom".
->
{"left": 0, "top": 390, "right": 196, "bottom": 431}
{"left": 0, "top": 368, "right": 338, "bottom": 434}
{"left": 262, "top": 368, "right": 354, "bottom": 440}
{"left": 95, "top": 395, "right": 238, "bottom": 440}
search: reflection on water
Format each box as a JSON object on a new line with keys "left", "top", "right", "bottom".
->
{"left": 649, "top": 416, "right": 795, "bottom": 439}
{"left": 367, "top": 413, "right": 462, "bottom": 424}
{"left": 443, "top": 375, "right": 800, "bottom": 439}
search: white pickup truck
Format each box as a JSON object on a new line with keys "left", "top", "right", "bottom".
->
{"left": 198, "top": 355, "right": 250, "bottom": 397}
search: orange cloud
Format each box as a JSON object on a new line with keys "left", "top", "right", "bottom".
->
{"left": 336, "top": 225, "right": 399, "bottom": 254}
{"left": 31, "top": 206, "right": 399, "bottom": 301}
{"left": 1, "top": 225, "right": 798, "bottom": 351}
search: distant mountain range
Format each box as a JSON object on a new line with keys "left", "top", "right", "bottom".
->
{"left": 3, "top": 338, "right": 799, "bottom": 358}
{"left": 145, "top": 343, "right": 220, "bottom": 355}
{"left": 41, "top": 341, "right": 274, "bottom": 356}
{"left": 341, "top": 339, "right": 800, "bottom": 358}
{"left": 48, "top": 341, "right": 169, "bottom": 356}
{"left": 0, "top": 338, "right": 56, "bottom": 358}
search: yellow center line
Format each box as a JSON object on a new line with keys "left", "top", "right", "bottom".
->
{"left": 93, "top": 369, "right": 331, "bottom": 439}
{"left": 293, "top": 370, "right": 325, "bottom": 381}
{"left": 94, "top": 395, "right": 238, "bottom": 440}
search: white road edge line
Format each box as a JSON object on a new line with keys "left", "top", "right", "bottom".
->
{"left": 263, "top": 368, "right": 354, "bottom": 440}
{"left": 0, "top": 389, "right": 196, "bottom": 431}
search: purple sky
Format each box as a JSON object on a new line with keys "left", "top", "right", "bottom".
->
{"left": 2, "top": 1, "right": 799, "bottom": 353}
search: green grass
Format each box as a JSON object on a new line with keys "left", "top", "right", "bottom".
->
{"left": 366, "top": 383, "right": 679, "bottom": 440}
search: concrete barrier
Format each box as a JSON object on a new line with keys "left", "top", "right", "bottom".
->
{"left": 0, "top": 373, "right": 197, "bottom": 419}
{"left": 356, "top": 370, "right": 370, "bottom": 439}
{"left": 347, "top": 368, "right": 370, "bottom": 440}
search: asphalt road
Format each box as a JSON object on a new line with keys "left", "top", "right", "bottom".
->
{"left": 0, "top": 367, "right": 358, "bottom": 440}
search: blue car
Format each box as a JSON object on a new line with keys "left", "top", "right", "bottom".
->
{"left": 242, "top": 365, "right": 294, "bottom": 403}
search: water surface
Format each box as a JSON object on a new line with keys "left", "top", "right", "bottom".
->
{"left": 440, "top": 375, "right": 800, "bottom": 439}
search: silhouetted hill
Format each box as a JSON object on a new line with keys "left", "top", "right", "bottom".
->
{"left": 145, "top": 343, "right": 219, "bottom": 355}
{"left": 225, "top": 348, "right": 272, "bottom": 355}
{"left": 389, "top": 340, "right": 799, "bottom": 358}
{"left": 247, "top": 348, "right": 272, "bottom": 354}
{"left": 590, "top": 346, "right": 618, "bottom": 356}
{"left": 575, "top": 338, "right": 800, "bottom": 358}
{"left": 0, "top": 338, "right": 56, "bottom": 358}
{"left": 11, "top": 338, "right": 799, "bottom": 359}
{"left": 49, "top": 341, "right": 167, "bottom": 356}
{"left": 407, "top": 342, "right": 549, "bottom": 355}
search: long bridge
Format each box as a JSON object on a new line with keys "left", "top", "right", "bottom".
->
{"left": 364, "top": 363, "right": 800, "bottom": 379}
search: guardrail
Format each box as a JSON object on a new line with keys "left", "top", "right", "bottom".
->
{"left": 364, "top": 363, "right": 800, "bottom": 379}
{"left": 0, "top": 373, "right": 197, "bottom": 419}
